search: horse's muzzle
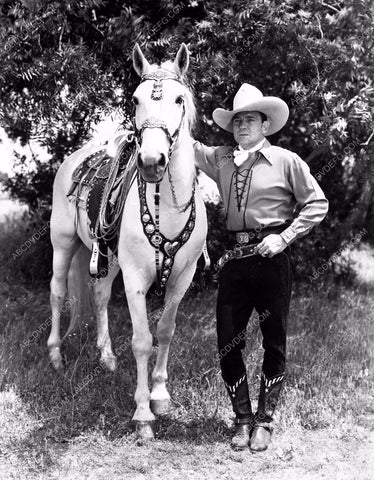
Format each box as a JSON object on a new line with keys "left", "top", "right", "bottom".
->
{"left": 137, "top": 152, "right": 167, "bottom": 183}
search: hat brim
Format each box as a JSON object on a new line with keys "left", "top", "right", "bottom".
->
{"left": 212, "top": 97, "right": 289, "bottom": 135}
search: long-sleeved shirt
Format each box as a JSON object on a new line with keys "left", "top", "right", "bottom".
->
{"left": 194, "top": 139, "right": 329, "bottom": 244}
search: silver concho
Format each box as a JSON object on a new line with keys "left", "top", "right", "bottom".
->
{"left": 151, "top": 234, "right": 162, "bottom": 246}
{"left": 145, "top": 224, "right": 155, "bottom": 234}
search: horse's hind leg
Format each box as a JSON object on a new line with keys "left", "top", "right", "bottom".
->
{"left": 48, "top": 236, "right": 80, "bottom": 370}
{"left": 92, "top": 260, "right": 120, "bottom": 371}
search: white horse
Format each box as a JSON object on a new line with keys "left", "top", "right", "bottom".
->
{"left": 47, "top": 43, "right": 207, "bottom": 439}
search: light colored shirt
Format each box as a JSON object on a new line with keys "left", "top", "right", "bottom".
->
{"left": 194, "top": 139, "right": 329, "bottom": 244}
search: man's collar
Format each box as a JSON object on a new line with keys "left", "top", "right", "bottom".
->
{"left": 237, "top": 138, "right": 266, "bottom": 154}
{"left": 258, "top": 139, "right": 273, "bottom": 164}
{"left": 234, "top": 138, "right": 273, "bottom": 165}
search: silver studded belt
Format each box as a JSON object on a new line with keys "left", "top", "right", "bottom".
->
{"left": 217, "top": 243, "right": 260, "bottom": 270}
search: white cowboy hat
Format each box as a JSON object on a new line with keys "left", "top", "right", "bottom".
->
{"left": 212, "top": 83, "right": 289, "bottom": 135}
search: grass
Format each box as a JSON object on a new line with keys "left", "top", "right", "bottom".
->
{"left": 1, "top": 214, "right": 374, "bottom": 479}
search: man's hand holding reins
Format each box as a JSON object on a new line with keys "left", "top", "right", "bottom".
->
{"left": 256, "top": 234, "right": 287, "bottom": 258}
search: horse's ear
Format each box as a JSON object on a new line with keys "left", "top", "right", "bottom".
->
{"left": 174, "top": 43, "right": 189, "bottom": 77}
{"left": 133, "top": 43, "right": 150, "bottom": 77}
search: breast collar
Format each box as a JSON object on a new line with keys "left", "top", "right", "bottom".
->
{"left": 137, "top": 173, "right": 196, "bottom": 294}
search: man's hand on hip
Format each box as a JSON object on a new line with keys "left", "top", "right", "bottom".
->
{"left": 255, "top": 234, "right": 287, "bottom": 258}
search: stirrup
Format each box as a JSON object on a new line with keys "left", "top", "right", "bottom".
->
{"left": 89, "top": 240, "right": 100, "bottom": 275}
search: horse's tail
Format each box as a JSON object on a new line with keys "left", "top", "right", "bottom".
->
{"left": 63, "top": 244, "right": 95, "bottom": 340}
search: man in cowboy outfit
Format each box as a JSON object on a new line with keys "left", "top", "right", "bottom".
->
{"left": 193, "top": 84, "right": 328, "bottom": 451}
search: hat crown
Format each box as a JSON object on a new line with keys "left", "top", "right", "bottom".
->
{"left": 233, "top": 84, "right": 264, "bottom": 111}
{"left": 212, "top": 82, "right": 289, "bottom": 135}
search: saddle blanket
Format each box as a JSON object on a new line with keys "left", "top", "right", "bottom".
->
{"left": 67, "top": 139, "right": 136, "bottom": 277}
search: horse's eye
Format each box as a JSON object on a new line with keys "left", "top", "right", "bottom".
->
{"left": 132, "top": 96, "right": 139, "bottom": 105}
{"left": 175, "top": 95, "right": 184, "bottom": 105}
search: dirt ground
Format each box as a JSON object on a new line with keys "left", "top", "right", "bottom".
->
{"left": 1, "top": 389, "right": 373, "bottom": 480}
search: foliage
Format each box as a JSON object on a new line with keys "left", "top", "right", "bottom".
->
{"left": 0, "top": 0, "right": 374, "bottom": 277}
{"left": 0, "top": 210, "right": 52, "bottom": 287}
{"left": 204, "top": 200, "right": 230, "bottom": 263}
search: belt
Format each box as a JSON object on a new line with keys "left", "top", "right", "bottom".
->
{"left": 228, "top": 226, "right": 287, "bottom": 245}
{"left": 217, "top": 243, "right": 260, "bottom": 270}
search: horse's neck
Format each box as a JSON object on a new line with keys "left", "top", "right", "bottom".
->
{"left": 159, "top": 130, "right": 195, "bottom": 207}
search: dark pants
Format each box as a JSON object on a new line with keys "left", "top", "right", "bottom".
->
{"left": 216, "top": 248, "right": 292, "bottom": 420}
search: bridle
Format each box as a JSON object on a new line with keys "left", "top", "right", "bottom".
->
{"left": 133, "top": 68, "right": 196, "bottom": 295}
{"left": 133, "top": 68, "right": 186, "bottom": 160}
{"left": 133, "top": 66, "right": 194, "bottom": 213}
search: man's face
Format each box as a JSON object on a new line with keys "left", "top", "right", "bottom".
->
{"left": 232, "top": 111, "right": 268, "bottom": 149}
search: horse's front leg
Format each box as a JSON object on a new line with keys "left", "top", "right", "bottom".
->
{"left": 150, "top": 295, "right": 178, "bottom": 415}
{"left": 151, "top": 266, "right": 196, "bottom": 415}
{"left": 122, "top": 267, "right": 155, "bottom": 440}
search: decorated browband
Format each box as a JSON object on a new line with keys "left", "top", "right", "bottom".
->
{"left": 141, "top": 68, "right": 182, "bottom": 101}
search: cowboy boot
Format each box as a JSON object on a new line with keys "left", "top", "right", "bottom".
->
{"left": 225, "top": 374, "right": 254, "bottom": 450}
{"left": 231, "top": 419, "right": 253, "bottom": 450}
{"left": 250, "top": 371, "right": 285, "bottom": 452}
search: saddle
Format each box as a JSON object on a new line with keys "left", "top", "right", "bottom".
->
{"left": 67, "top": 138, "right": 137, "bottom": 278}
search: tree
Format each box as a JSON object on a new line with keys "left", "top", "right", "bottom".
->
{"left": 1, "top": 0, "right": 373, "bottom": 279}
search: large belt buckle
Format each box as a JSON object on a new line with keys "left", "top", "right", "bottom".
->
{"left": 236, "top": 232, "right": 250, "bottom": 244}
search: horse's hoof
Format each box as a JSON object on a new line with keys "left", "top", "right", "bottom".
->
{"left": 136, "top": 421, "right": 155, "bottom": 442}
{"left": 100, "top": 355, "right": 118, "bottom": 372}
{"left": 151, "top": 398, "right": 172, "bottom": 416}
{"left": 49, "top": 348, "right": 64, "bottom": 371}
{"left": 51, "top": 358, "right": 64, "bottom": 372}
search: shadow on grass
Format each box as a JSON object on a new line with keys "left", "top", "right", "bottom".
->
{"left": 154, "top": 415, "right": 232, "bottom": 444}
{"left": 0, "top": 286, "right": 226, "bottom": 477}
{"left": 1, "top": 348, "right": 231, "bottom": 477}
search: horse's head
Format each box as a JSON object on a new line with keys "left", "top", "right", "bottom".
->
{"left": 132, "top": 43, "right": 191, "bottom": 183}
